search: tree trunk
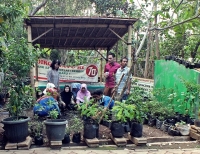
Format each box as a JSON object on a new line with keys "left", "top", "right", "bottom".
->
{"left": 154, "top": 2, "right": 160, "bottom": 59}
{"left": 144, "top": 31, "right": 151, "bottom": 78}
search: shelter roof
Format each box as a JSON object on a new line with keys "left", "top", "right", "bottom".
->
{"left": 24, "top": 16, "right": 137, "bottom": 50}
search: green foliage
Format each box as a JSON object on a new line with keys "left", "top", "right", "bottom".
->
{"left": 179, "top": 79, "right": 200, "bottom": 117}
{"left": 112, "top": 101, "right": 136, "bottom": 123}
{"left": 29, "top": 115, "right": 43, "bottom": 137}
{"left": 70, "top": 116, "right": 83, "bottom": 133}
{"left": 7, "top": 85, "right": 34, "bottom": 117}
{"left": 49, "top": 109, "right": 59, "bottom": 119}
{"left": 0, "top": 0, "right": 42, "bottom": 119}
{"left": 126, "top": 86, "right": 149, "bottom": 123}
{"left": 78, "top": 98, "right": 109, "bottom": 123}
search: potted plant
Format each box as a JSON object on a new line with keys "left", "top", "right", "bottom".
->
{"left": 78, "top": 99, "right": 108, "bottom": 139}
{"left": 0, "top": 37, "right": 41, "bottom": 143}
{"left": 70, "top": 116, "right": 83, "bottom": 143}
{"left": 1, "top": 85, "right": 33, "bottom": 143}
{"left": 29, "top": 115, "right": 44, "bottom": 146}
{"left": 62, "top": 127, "right": 71, "bottom": 144}
{"left": 168, "top": 125, "right": 180, "bottom": 136}
{"left": 111, "top": 101, "right": 136, "bottom": 138}
{"left": 44, "top": 109, "right": 68, "bottom": 142}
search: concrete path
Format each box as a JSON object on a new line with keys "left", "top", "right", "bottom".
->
{"left": 1, "top": 148, "right": 200, "bottom": 154}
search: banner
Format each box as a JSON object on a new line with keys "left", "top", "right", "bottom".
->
{"left": 34, "top": 59, "right": 99, "bottom": 82}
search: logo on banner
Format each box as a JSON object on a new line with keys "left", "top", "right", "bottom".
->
{"left": 86, "top": 65, "right": 98, "bottom": 77}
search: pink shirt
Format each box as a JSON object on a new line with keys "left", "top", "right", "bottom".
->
{"left": 104, "top": 62, "right": 120, "bottom": 88}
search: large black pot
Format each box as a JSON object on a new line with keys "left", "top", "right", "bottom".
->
{"left": 110, "top": 122, "right": 124, "bottom": 138}
{"left": 2, "top": 116, "right": 30, "bottom": 143}
{"left": 130, "top": 122, "right": 143, "bottom": 137}
{"left": 44, "top": 119, "right": 68, "bottom": 141}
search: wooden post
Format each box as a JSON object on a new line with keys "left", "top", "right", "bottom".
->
{"left": 106, "top": 48, "right": 109, "bottom": 62}
{"left": 100, "top": 58, "right": 103, "bottom": 82}
{"left": 28, "top": 26, "right": 36, "bottom": 100}
{"left": 127, "top": 25, "right": 132, "bottom": 67}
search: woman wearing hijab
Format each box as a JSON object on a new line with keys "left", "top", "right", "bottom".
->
{"left": 33, "top": 87, "right": 61, "bottom": 117}
{"left": 60, "top": 85, "right": 75, "bottom": 110}
{"left": 76, "top": 83, "right": 91, "bottom": 105}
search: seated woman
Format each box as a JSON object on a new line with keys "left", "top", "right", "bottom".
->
{"left": 71, "top": 82, "right": 81, "bottom": 101}
{"left": 92, "top": 89, "right": 114, "bottom": 109}
{"left": 76, "top": 83, "right": 91, "bottom": 105}
{"left": 60, "top": 85, "right": 75, "bottom": 111}
{"left": 33, "top": 87, "right": 61, "bottom": 117}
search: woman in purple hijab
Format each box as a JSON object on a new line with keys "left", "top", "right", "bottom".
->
{"left": 76, "top": 83, "right": 91, "bottom": 105}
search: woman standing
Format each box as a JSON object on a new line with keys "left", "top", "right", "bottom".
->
{"left": 47, "top": 60, "right": 61, "bottom": 91}
{"left": 60, "top": 85, "right": 74, "bottom": 110}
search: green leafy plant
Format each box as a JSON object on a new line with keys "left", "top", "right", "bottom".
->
{"left": 112, "top": 101, "right": 136, "bottom": 123}
{"left": 7, "top": 84, "right": 34, "bottom": 119}
{"left": 78, "top": 98, "right": 110, "bottom": 123}
{"left": 70, "top": 116, "right": 83, "bottom": 134}
{"left": 29, "top": 115, "right": 43, "bottom": 137}
{"left": 49, "top": 109, "right": 59, "bottom": 119}
{"left": 65, "top": 127, "right": 71, "bottom": 135}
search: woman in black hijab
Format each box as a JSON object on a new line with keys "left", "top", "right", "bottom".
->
{"left": 60, "top": 85, "right": 74, "bottom": 110}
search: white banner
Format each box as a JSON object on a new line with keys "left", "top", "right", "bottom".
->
{"left": 34, "top": 59, "right": 98, "bottom": 82}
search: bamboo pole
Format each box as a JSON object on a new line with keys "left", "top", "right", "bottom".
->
{"left": 98, "top": 74, "right": 125, "bottom": 124}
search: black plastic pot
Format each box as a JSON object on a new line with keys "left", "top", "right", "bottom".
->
{"left": 166, "top": 118, "right": 176, "bottom": 126}
{"left": 62, "top": 133, "right": 70, "bottom": 144}
{"left": 148, "top": 117, "right": 156, "bottom": 127}
{"left": 34, "top": 135, "right": 44, "bottom": 146}
{"left": 168, "top": 126, "right": 180, "bottom": 136}
{"left": 123, "top": 122, "right": 130, "bottom": 132}
{"left": 194, "top": 63, "right": 200, "bottom": 68}
{"left": 189, "top": 64, "right": 195, "bottom": 69}
{"left": 130, "top": 122, "right": 143, "bottom": 137}
{"left": 101, "top": 120, "right": 111, "bottom": 128}
{"left": 72, "top": 132, "right": 81, "bottom": 143}
{"left": 143, "top": 118, "right": 148, "bottom": 124}
{"left": 186, "top": 117, "right": 194, "bottom": 125}
{"left": 2, "top": 116, "right": 30, "bottom": 143}
{"left": 83, "top": 123, "right": 99, "bottom": 139}
{"left": 163, "top": 122, "right": 170, "bottom": 132}
{"left": 156, "top": 119, "right": 164, "bottom": 129}
{"left": 110, "top": 122, "right": 124, "bottom": 138}
{"left": 184, "top": 62, "right": 190, "bottom": 68}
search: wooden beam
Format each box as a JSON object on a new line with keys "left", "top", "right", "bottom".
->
{"left": 127, "top": 25, "right": 132, "bottom": 67}
{"left": 27, "top": 26, "right": 36, "bottom": 101}
{"left": 31, "top": 24, "right": 127, "bottom": 29}
{"left": 31, "top": 28, "right": 53, "bottom": 43}
{"left": 108, "top": 28, "right": 128, "bottom": 44}
{"left": 38, "top": 37, "right": 118, "bottom": 39}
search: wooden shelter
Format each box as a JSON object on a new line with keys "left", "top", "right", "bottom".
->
{"left": 25, "top": 16, "right": 137, "bottom": 52}
{"left": 24, "top": 16, "right": 137, "bottom": 89}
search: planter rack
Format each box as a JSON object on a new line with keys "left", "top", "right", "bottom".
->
{"left": 3, "top": 133, "right": 195, "bottom": 150}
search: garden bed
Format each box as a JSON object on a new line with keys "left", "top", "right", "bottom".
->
{"left": 0, "top": 108, "right": 194, "bottom": 150}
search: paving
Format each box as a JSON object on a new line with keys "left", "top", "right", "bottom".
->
{"left": 1, "top": 148, "right": 200, "bottom": 154}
